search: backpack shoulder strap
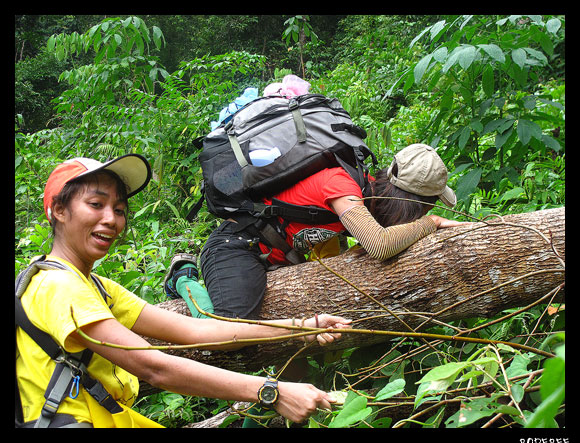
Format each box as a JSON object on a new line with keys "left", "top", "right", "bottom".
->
{"left": 90, "top": 274, "right": 114, "bottom": 308}
{"left": 15, "top": 256, "right": 74, "bottom": 358}
{"left": 15, "top": 256, "right": 72, "bottom": 299}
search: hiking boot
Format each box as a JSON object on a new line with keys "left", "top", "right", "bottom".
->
{"left": 164, "top": 253, "right": 198, "bottom": 298}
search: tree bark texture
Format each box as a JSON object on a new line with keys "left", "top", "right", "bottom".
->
{"left": 145, "top": 207, "right": 564, "bottom": 378}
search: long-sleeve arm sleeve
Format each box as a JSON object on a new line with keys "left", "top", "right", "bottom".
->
{"left": 339, "top": 205, "right": 437, "bottom": 261}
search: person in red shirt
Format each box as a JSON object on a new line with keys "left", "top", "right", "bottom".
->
{"left": 182, "top": 143, "right": 466, "bottom": 320}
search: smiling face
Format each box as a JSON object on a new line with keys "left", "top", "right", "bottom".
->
{"left": 50, "top": 171, "right": 128, "bottom": 277}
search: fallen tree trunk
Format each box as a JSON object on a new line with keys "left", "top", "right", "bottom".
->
{"left": 144, "top": 207, "right": 564, "bottom": 388}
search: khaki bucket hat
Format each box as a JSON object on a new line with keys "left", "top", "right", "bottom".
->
{"left": 386, "top": 144, "right": 457, "bottom": 207}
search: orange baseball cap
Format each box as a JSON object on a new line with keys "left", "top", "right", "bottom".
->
{"left": 43, "top": 154, "right": 151, "bottom": 221}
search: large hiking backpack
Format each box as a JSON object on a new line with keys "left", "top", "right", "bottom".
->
{"left": 187, "top": 94, "right": 377, "bottom": 235}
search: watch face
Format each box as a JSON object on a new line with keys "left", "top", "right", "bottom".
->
{"left": 261, "top": 386, "right": 277, "bottom": 402}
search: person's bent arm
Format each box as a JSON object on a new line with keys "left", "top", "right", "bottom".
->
{"left": 329, "top": 195, "right": 467, "bottom": 261}
{"left": 132, "top": 303, "right": 351, "bottom": 350}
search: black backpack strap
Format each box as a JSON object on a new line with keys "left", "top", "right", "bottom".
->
{"left": 266, "top": 198, "right": 339, "bottom": 225}
{"left": 15, "top": 296, "right": 62, "bottom": 360}
{"left": 81, "top": 374, "right": 123, "bottom": 414}
{"left": 185, "top": 183, "right": 205, "bottom": 222}
{"left": 256, "top": 222, "right": 306, "bottom": 265}
{"left": 90, "top": 274, "right": 114, "bottom": 309}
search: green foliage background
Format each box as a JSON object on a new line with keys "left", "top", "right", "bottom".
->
{"left": 15, "top": 15, "right": 564, "bottom": 428}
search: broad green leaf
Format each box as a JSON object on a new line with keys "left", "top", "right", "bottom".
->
{"left": 417, "top": 362, "right": 467, "bottom": 384}
{"left": 542, "top": 134, "right": 562, "bottom": 152}
{"left": 429, "top": 20, "right": 446, "bottom": 41}
{"left": 495, "top": 128, "right": 513, "bottom": 149}
{"left": 386, "top": 69, "right": 411, "bottom": 96}
{"left": 526, "top": 384, "right": 565, "bottom": 428}
{"left": 536, "top": 31, "right": 554, "bottom": 55}
{"left": 56, "top": 45, "right": 65, "bottom": 62}
{"left": 440, "top": 89, "right": 453, "bottom": 111}
{"left": 500, "top": 187, "right": 524, "bottom": 201}
{"left": 524, "top": 47, "right": 548, "bottom": 66}
{"left": 456, "top": 369, "right": 483, "bottom": 383}
{"left": 122, "top": 17, "right": 132, "bottom": 28}
{"left": 511, "top": 384, "right": 525, "bottom": 403}
{"left": 478, "top": 43, "right": 505, "bottom": 63}
{"left": 308, "top": 417, "right": 320, "bottom": 428}
{"left": 469, "top": 119, "right": 483, "bottom": 133}
{"left": 482, "top": 64, "right": 494, "bottom": 97}
{"left": 47, "top": 35, "right": 56, "bottom": 52}
{"left": 414, "top": 53, "right": 433, "bottom": 84}
{"left": 414, "top": 380, "right": 446, "bottom": 409}
{"left": 403, "top": 70, "right": 415, "bottom": 93}
{"left": 329, "top": 395, "right": 373, "bottom": 428}
{"left": 523, "top": 95, "right": 537, "bottom": 110}
{"left": 483, "top": 117, "right": 510, "bottom": 135}
{"left": 496, "top": 404, "right": 521, "bottom": 416}
{"left": 546, "top": 18, "right": 561, "bottom": 35}
{"left": 517, "top": 119, "right": 543, "bottom": 145}
{"left": 455, "top": 168, "right": 482, "bottom": 202}
{"left": 496, "top": 118, "right": 515, "bottom": 135}
{"left": 497, "top": 343, "right": 519, "bottom": 354}
{"left": 511, "top": 48, "right": 526, "bottom": 69}
{"left": 442, "top": 47, "right": 461, "bottom": 73}
{"left": 479, "top": 355, "right": 499, "bottom": 383}
{"left": 432, "top": 46, "right": 448, "bottom": 62}
{"left": 526, "top": 15, "right": 544, "bottom": 25}
{"left": 152, "top": 26, "right": 164, "bottom": 49}
{"left": 409, "top": 25, "right": 431, "bottom": 48}
{"left": 458, "top": 126, "right": 471, "bottom": 149}
{"left": 538, "top": 97, "right": 564, "bottom": 111}
{"left": 459, "top": 86, "right": 472, "bottom": 103}
{"left": 149, "top": 67, "right": 159, "bottom": 81}
{"left": 481, "top": 146, "right": 497, "bottom": 162}
{"left": 540, "top": 345, "right": 565, "bottom": 401}
{"left": 506, "top": 353, "right": 531, "bottom": 378}
{"left": 458, "top": 45, "right": 476, "bottom": 70}
{"left": 375, "top": 378, "right": 405, "bottom": 401}
{"left": 445, "top": 398, "right": 496, "bottom": 428}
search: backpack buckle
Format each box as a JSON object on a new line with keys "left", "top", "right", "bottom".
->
{"left": 288, "top": 98, "right": 299, "bottom": 110}
{"left": 259, "top": 205, "right": 279, "bottom": 218}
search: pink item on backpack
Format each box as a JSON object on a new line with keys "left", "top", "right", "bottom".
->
{"left": 264, "top": 75, "right": 311, "bottom": 98}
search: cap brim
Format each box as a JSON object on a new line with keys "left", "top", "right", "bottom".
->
{"left": 98, "top": 154, "right": 152, "bottom": 198}
{"left": 439, "top": 186, "right": 457, "bottom": 208}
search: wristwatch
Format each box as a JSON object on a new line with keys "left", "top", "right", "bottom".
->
{"left": 257, "top": 376, "right": 279, "bottom": 409}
